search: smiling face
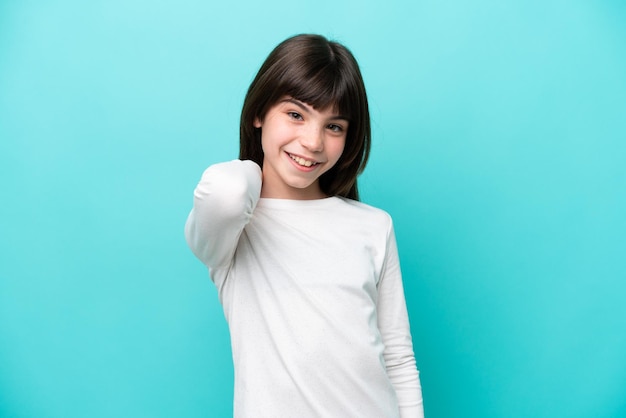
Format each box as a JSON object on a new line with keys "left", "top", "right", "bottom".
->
{"left": 254, "top": 97, "right": 349, "bottom": 200}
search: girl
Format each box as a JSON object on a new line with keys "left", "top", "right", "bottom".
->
{"left": 185, "top": 34, "right": 424, "bottom": 418}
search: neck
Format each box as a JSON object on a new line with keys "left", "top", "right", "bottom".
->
{"left": 260, "top": 182, "right": 326, "bottom": 200}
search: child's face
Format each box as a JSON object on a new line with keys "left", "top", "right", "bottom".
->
{"left": 254, "top": 97, "right": 348, "bottom": 200}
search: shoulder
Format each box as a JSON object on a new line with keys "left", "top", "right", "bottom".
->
{"left": 335, "top": 197, "right": 394, "bottom": 229}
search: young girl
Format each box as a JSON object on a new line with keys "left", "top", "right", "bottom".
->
{"left": 185, "top": 34, "right": 424, "bottom": 418}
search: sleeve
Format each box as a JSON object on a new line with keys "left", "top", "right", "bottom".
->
{"left": 184, "top": 159, "right": 262, "bottom": 275}
{"left": 377, "top": 219, "right": 425, "bottom": 418}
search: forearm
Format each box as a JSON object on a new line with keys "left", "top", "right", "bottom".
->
{"left": 389, "top": 360, "right": 424, "bottom": 418}
{"left": 184, "top": 159, "right": 262, "bottom": 268}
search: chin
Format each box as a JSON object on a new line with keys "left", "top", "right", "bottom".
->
{"left": 287, "top": 181, "right": 316, "bottom": 190}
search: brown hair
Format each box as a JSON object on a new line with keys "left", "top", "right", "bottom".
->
{"left": 239, "top": 34, "right": 371, "bottom": 200}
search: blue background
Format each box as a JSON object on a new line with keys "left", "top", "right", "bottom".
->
{"left": 1, "top": 1, "right": 625, "bottom": 417}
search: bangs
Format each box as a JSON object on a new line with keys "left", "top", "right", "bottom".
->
{"left": 274, "top": 58, "right": 356, "bottom": 120}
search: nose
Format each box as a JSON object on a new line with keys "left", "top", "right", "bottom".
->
{"left": 300, "top": 125, "right": 324, "bottom": 152}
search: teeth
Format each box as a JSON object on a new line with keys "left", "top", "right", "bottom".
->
{"left": 289, "top": 154, "right": 317, "bottom": 167}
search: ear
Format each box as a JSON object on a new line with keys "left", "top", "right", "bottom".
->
{"left": 253, "top": 117, "right": 262, "bottom": 128}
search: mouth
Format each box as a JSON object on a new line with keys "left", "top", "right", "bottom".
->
{"left": 287, "top": 152, "right": 320, "bottom": 168}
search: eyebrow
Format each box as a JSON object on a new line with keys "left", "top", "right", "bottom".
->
{"left": 281, "top": 98, "right": 349, "bottom": 122}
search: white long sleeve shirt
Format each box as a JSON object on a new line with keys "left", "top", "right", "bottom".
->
{"left": 185, "top": 160, "right": 424, "bottom": 417}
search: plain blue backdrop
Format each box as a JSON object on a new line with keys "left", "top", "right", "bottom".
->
{"left": 1, "top": 1, "right": 625, "bottom": 417}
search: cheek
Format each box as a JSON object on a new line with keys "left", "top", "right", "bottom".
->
{"left": 330, "top": 138, "right": 347, "bottom": 163}
{"left": 261, "top": 124, "right": 292, "bottom": 152}
{"left": 259, "top": 129, "right": 277, "bottom": 156}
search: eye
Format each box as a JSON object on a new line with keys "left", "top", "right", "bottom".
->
{"left": 327, "top": 123, "right": 344, "bottom": 133}
{"left": 287, "top": 111, "right": 303, "bottom": 121}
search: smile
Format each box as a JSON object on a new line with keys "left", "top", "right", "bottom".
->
{"left": 287, "top": 153, "right": 319, "bottom": 167}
